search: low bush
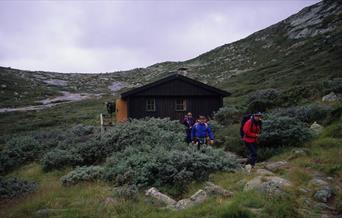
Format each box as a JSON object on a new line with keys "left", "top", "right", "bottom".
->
{"left": 0, "top": 136, "right": 42, "bottom": 174}
{"left": 35, "top": 118, "right": 240, "bottom": 191}
{"left": 41, "top": 149, "right": 83, "bottom": 171}
{"left": 60, "top": 166, "right": 104, "bottom": 186}
{"left": 260, "top": 115, "right": 313, "bottom": 147}
{"left": 281, "top": 85, "right": 321, "bottom": 106}
{"left": 104, "top": 143, "right": 239, "bottom": 189}
{"left": 321, "top": 78, "right": 342, "bottom": 94}
{"left": 247, "top": 89, "right": 282, "bottom": 112}
{"left": 71, "top": 124, "right": 94, "bottom": 136}
{"left": 37, "top": 118, "right": 186, "bottom": 172}
{"left": 248, "top": 88, "right": 281, "bottom": 103}
{"left": 72, "top": 139, "right": 107, "bottom": 165}
{"left": 270, "top": 104, "right": 330, "bottom": 124}
{"left": 214, "top": 124, "right": 244, "bottom": 156}
{"left": 214, "top": 106, "right": 242, "bottom": 125}
{"left": 0, "top": 176, "right": 37, "bottom": 199}
{"left": 325, "top": 106, "right": 342, "bottom": 124}
{"left": 0, "top": 125, "right": 99, "bottom": 175}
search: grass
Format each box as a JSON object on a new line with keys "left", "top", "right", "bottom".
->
{"left": 0, "top": 161, "right": 302, "bottom": 218}
{"left": 1, "top": 163, "right": 114, "bottom": 218}
{"left": 0, "top": 97, "right": 115, "bottom": 140}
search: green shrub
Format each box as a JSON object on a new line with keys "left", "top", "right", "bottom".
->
{"left": 101, "top": 117, "right": 185, "bottom": 149}
{"left": 215, "top": 124, "right": 244, "bottom": 156}
{"left": 0, "top": 136, "right": 42, "bottom": 174}
{"left": 0, "top": 176, "right": 37, "bottom": 199}
{"left": 260, "top": 115, "right": 312, "bottom": 147}
{"left": 325, "top": 106, "right": 342, "bottom": 124}
{"left": 40, "top": 118, "right": 240, "bottom": 190}
{"left": 71, "top": 124, "right": 95, "bottom": 136}
{"left": 72, "top": 139, "right": 107, "bottom": 165}
{"left": 247, "top": 89, "right": 282, "bottom": 112}
{"left": 41, "top": 149, "right": 83, "bottom": 171}
{"left": 248, "top": 89, "right": 281, "bottom": 103}
{"left": 322, "top": 78, "right": 342, "bottom": 94}
{"left": 281, "top": 85, "right": 321, "bottom": 105}
{"left": 270, "top": 104, "right": 330, "bottom": 123}
{"left": 214, "top": 106, "right": 242, "bottom": 125}
{"left": 104, "top": 143, "right": 239, "bottom": 189}
{"left": 60, "top": 166, "right": 104, "bottom": 186}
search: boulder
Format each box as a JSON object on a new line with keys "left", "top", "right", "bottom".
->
{"left": 244, "top": 176, "right": 292, "bottom": 195}
{"left": 308, "top": 178, "right": 334, "bottom": 203}
{"left": 289, "top": 148, "right": 309, "bottom": 160}
{"left": 204, "top": 182, "right": 233, "bottom": 197}
{"left": 313, "top": 187, "right": 333, "bottom": 203}
{"left": 145, "top": 187, "right": 176, "bottom": 206}
{"left": 322, "top": 92, "right": 338, "bottom": 102}
{"left": 309, "top": 178, "right": 329, "bottom": 187}
{"left": 146, "top": 183, "right": 232, "bottom": 210}
{"left": 265, "top": 161, "right": 289, "bottom": 171}
{"left": 173, "top": 198, "right": 194, "bottom": 210}
{"left": 245, "top": 164, "right": 252, "bottom": 173}
{"left": 172, "top": 190, "right": 208, "bottom": 210}
{"left": 310, "top": 122, "right": 324, "bottom": 135}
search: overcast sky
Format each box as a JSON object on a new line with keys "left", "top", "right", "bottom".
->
{"left": 0, "top": 0, "right": 320, "bottom": 73}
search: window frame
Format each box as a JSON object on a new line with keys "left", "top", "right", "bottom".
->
{"left": 146, "top": 98, "right": 156, "bottom": 112}
{"left": 175, "top": 98, "right": 187, "bottom": 111}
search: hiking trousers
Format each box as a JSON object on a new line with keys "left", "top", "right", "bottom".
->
{"left": 196, "top": 137, "right": 208, "bottom": 150}
{"left": 245, "top": 142, "right": 257, "bottom": 166}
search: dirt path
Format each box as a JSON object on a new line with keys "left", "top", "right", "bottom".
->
{"left": 0, "top": 91, "right": 102, "bottom": 113}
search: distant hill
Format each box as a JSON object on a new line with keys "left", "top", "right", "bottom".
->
{"left": 1, "top": 0, "right": 341, "bottom": 108}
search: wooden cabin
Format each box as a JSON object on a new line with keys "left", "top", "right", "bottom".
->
{"left": 116, "top": 73, "right": 230, "bottom": 122}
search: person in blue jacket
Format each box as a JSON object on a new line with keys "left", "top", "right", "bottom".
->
{"left": 191, "top": 115, "right": 214, "bottom": 150}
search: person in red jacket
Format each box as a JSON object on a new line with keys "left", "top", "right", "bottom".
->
{"left": 242, "top": 112, "right": 263, "bottom": 167}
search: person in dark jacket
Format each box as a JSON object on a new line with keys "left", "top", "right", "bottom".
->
{"left": 191, "top": 115, "right": 214, "bottom": 150}
{"left": 183, "top": 112, "right": 195, "bottom": 143}
{"left": 242, "top": 112, "right": 262, "bottom": 167}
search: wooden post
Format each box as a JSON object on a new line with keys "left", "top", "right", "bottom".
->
{"left": 100, "top": 113, "right": 104, "bottom": 137}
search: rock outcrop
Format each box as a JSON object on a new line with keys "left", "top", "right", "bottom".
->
{"left": 244, "top": 175, "right": 292, "bottom": 195}
{"left": 145, "top": 182, "right": 232, "bottom": 210}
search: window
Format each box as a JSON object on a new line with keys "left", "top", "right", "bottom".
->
{"left": 146, "top": 98, "right": 156, "bottom": 111}
{"left": 175, "top": 99, "right": 186, "bottom": 111}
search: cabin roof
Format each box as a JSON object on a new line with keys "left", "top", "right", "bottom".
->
{"left": 121, "top": 73, "right": 231, "bottom": 98}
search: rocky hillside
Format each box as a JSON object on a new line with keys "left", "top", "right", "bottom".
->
{"left": 1, "top": 0, "right": 341, "bottom": 109}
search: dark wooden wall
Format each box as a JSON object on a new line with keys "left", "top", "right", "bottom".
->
{"left": 127, "top": 96, "right": 223, "bottom": 121}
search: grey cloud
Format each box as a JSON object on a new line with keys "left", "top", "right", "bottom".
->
{"left": 0, "top": 0, "right": 320, "bottom": 73}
